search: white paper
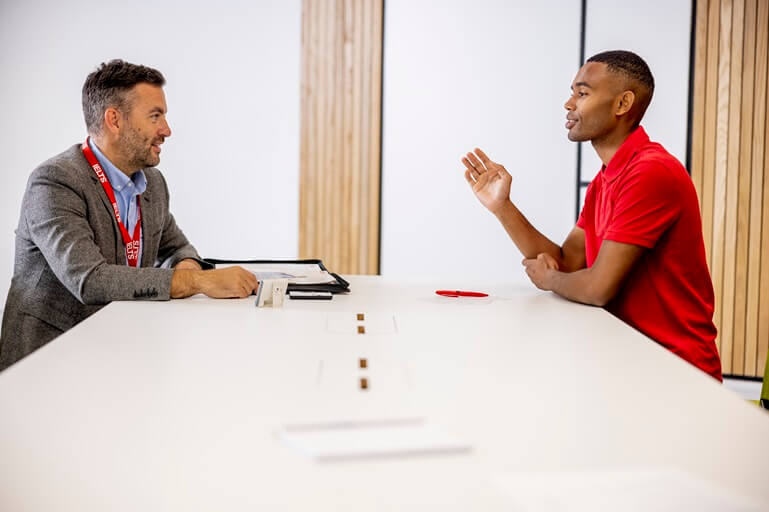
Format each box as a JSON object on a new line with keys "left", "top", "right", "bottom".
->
{"left": 217, "top": 263, "right": 336, "bottom": 284}
{"left": 278, "top": 419, "right": 471, "bottom": 461}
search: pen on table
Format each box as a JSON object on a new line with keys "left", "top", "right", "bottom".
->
{"left": 435, "top": 290, "right": 488, "bottom": 298}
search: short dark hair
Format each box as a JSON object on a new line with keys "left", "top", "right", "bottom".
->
{"left": 587, "top": 50, "right": 654, "bottom": 92}
{"left": 587, "top": 50, "right": 654, "bottom": 123}
{"left": 82, "top": 59, "right": 165, "bottom": 135}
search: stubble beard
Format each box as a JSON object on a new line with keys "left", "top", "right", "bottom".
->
{"left": 120, "top": 124, "right": 161, "bottom": 171}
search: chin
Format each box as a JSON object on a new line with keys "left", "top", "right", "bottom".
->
{"left": 567, "top": 131, "right": 589, "bottom": 143}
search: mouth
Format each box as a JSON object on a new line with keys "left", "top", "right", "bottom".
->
{"left": 151, "top": 141, "right": 163, "bottom": 153}
{"left": 565, "top": 118, "right": 577, "bottom": 130}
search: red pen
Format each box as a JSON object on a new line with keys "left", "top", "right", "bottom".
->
{"left": 435, "top": 290, "right": 488, "bottom": 298}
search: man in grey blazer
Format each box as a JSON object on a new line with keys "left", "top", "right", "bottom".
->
{"left": 0, "top": 60, "right": 259, "bottom": 370}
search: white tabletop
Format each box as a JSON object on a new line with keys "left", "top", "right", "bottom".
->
{"left": 1, "top": 276, "right": 767, "bottom": 510}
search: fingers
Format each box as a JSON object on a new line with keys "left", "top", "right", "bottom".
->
{"left": 463, "top": 160, "right": 480, "bottom": 182}
{"left": 235, "top": 266, "right": 259, "bottom": 296}
{"left": 474, "top": 148, "right": 492, "bottom": 165}
{"left": 466, "top": 152, "right": 487, "bottom": 174}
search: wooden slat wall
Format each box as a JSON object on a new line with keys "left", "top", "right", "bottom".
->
{"left": 299, "top": 0, "right": 383, "bottom": 274}
{"left": 691, "top": 0, "right": 769, "bottom": 377}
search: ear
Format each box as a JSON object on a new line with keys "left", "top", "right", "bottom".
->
{"left": 616, "top": 90, "right": 636, "bottom": 116}
{"left": 102, "top": 107, "right": 123, "bottom": 136}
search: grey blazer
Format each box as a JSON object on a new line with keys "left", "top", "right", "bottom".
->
{"left": 0, "top": 144, "right": 207, "bottom": 370}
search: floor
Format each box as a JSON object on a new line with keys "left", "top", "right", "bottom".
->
{"left": 723, "top": 377, "right": 763, "bottom": 401}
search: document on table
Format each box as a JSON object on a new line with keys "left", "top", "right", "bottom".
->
{"left": 216, "top": 262, "right": 337, "bottom": 284}
{"left": 277, "top": 419, "right": 472, "bottom": 461}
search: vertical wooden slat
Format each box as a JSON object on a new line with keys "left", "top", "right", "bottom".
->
{"left": 692, "top": 0, "right": 710, "bottom": 204}
{"left": 367, "top": 0, "right": 383, "bottom": 273}
{"left": 758, "top": 1, "right": 769, "bottom": 377}
{"left": 702, "top": 0, "right": 721, "bottom": 278}
{"left": 712, "top": 0, "right": 733, "bottom": 364}
{"left": 735, "top": 0, "right": 756, "bottom": 375}
{"left": 341, "top": 0, "right": 353, "bottom": 272}
{"left": 745, "top": 0, "right": 766, "bottom": 376}
{"left": 693, "top": 0, "right": 769, "bottom": 376}
{"left": 350, "top": 0, "right": 362, "bottom": 274}
{"left": 299, "top": 0, "right": 383, "bottom": 275}
{"left": 721, "top": 0, "right": 744, "bottom": 373}
{"left": 359, "top": 0, "right": 372, "bottom": 272}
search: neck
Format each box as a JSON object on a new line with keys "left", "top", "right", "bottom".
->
{"left": 591, "top": 125, "right": 636, "bottom": 166}
{"left": 90, "top": 135, "right": 138, "bottom": 176}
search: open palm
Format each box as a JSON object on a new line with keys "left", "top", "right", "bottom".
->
{"left": 462, "top": 148, "right": 512, "bottom": 214}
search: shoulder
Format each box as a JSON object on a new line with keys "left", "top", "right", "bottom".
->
{"left": 142, "top": 166, "right": 169, "bottom": 192}
{"left": 622, "top": 144, "right": 688, "bottom": 193}
{"left": 30, "top": 144, "right": 90, "bottom": 184}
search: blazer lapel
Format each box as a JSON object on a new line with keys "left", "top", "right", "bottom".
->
{"left": 85, "top": 162, "right": 125, "bottom": 265}
{"left": 139, "top": 175, "right": 160, "bottom": 268}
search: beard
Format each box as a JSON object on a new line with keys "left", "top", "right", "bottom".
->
{"left": 120, "top": 124, "right": 163, "bottom": 170}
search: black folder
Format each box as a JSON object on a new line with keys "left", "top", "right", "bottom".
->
{"left": 203, "top": 258, "right": 350, "bottom": 294}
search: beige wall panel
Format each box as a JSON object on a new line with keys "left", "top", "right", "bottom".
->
{"left": 299, "top": 0, "right": 383, "bottom": 274}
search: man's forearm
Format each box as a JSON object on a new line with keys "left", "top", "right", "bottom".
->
{"left": 170, "top": 269, "right": 199, "bottom": 298}
{"left": 494, "top": 201, "right": 564, "bottom": 263}
{"left": 547, "top": 267, "right": 612, "bottom": 307}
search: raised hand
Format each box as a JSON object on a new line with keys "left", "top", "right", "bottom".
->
{"left": 462, "top": 148, "right": 513, "bottom": 215}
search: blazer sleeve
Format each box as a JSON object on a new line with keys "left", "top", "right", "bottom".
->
{"left": 23, "top": 164, "right": 175, "bottom": 304}
{"left": 152, "top": 172, "right": 213, "bottom": 270}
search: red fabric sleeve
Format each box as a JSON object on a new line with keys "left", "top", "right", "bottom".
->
{"left": 603, "top": 163, "right": 681, "bottom": 249}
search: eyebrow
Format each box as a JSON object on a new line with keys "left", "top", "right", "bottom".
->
{"left": 148, "top": 106, "right": 166, "bottom": 114}
{"left": 571, "top": 81, "right": 593, "bottom": 90}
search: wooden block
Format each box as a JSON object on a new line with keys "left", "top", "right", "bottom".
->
{"left": 357, "top": 313, "right": 365, "bottom": 321}
{"left": 357, "top": 325, "right": 365, "bottom": 334}
{"left": 359, "top": 358, "right": 367, "bottom": 369}
{"left": 360, "top": 377, "right": 368, "bottom": 390}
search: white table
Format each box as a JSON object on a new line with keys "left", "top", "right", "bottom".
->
{"left": 1, "top": 276, "right": 767, "bottom": 510}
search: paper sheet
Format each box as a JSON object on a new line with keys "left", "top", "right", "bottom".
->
{"left": 216, "top": 263, "right": 337, "bottom": 284}
{"left": 278, "top": 419, "right": 471, "bottom": 461}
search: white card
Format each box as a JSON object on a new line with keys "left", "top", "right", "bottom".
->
{"left": 278, "top": 419, "right": 471, "bottom": 461}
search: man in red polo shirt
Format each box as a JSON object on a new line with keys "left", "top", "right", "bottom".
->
{"left": 462, "top": 50, "right": 721, "bottom": 381}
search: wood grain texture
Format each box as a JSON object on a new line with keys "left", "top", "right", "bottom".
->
{"left": 299, "top": 0, "right": 383, "bottom": 274}
{"left": 692, "top": 0, "right": 769, "bottom": 376}
{"left": 721, "top": 0, "right": 744, "bottom": 373}
{"left": 735, "top": 0, "right": 756, "bottom": 374}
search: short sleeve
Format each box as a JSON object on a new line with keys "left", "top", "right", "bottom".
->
{"left": 604, "top": 163, "right": 681, "bottom": 249}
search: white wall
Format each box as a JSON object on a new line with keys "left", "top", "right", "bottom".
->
{"left": 0, "top": 0, "right": 301, "bottom": 309}
{"left": 380, "top": 0, "right": 581, "bottom": 284}
{"left": 579, "top": 0, "right": 692, "bottom": 188}
{"left": 381, "top": 0, "right": 693, "bottom": 284}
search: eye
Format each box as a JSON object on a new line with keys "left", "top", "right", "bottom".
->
{"left": 578, "top": 91, "right": 587, "bottom": 97}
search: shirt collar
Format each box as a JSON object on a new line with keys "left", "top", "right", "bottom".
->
{"left": 87, "top": 139, "right": 147, "bottom": 195}
{"left": 601, "top": 125, "right": 649, "bottom": 182}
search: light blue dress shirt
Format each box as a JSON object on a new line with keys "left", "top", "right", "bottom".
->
{"left": 87, "top": 139, "right": 147, "bottom": 265}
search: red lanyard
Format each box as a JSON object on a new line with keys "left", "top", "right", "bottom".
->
{"left": 81, "top": 138, "right": 141, "bottom": 267}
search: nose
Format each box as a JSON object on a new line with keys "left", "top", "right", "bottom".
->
{"left": 564, "top": 96, "right": 575, "bottom": 111}
{"left": 160, "top": 118, "right": 171, "bottom": 138}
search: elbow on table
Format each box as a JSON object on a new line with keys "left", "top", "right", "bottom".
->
{"left": 584, "top": 284, "right": 619, "bottom": 308}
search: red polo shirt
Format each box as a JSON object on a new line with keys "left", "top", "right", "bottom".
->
{"left": 577, "top": 126, "right": 722, "bottom": 381}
